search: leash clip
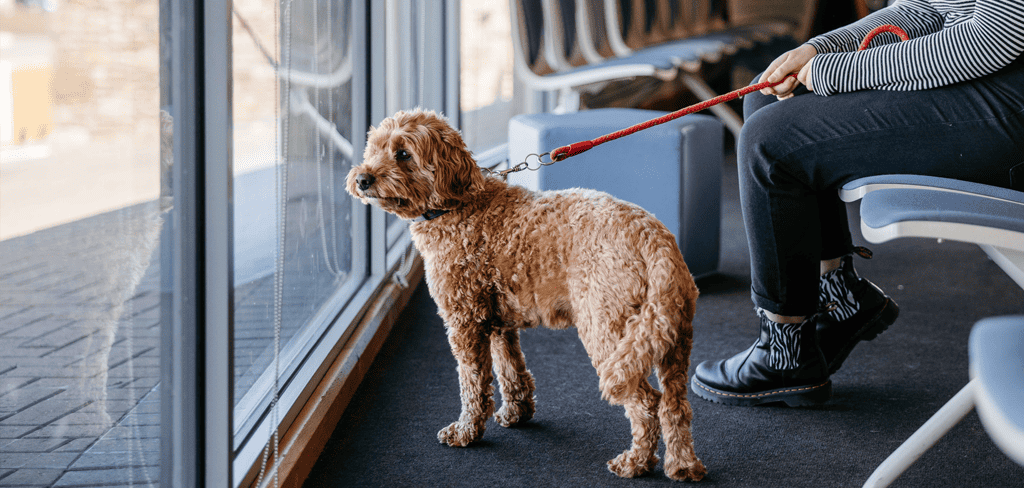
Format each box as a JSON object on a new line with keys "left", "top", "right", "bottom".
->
{"left": 491, "top": 152, "right": 555, "bottom": 180}
{"left": 521, "top": 152, "right": 555, "bottom": 170}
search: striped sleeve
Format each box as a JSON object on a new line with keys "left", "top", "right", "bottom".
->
{"left": 806, "top": 0, "right": 945, "bottom": 54}
{"left": 810, "top": 0, "right": 1024, "bottom": 96}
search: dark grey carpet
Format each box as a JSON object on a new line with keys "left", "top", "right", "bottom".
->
{"left": 306, "top": 155, "right": 1024, "bottom": 487}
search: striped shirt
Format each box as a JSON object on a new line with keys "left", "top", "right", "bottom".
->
{"left": 806, "top": 0, "right": 1024, "bottom": 96}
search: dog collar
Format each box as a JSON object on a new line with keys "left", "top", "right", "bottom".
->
{"left": 408, "top": 209, "right": 450, "bottom": 223}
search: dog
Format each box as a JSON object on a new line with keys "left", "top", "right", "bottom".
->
{"left": 346, "top": 109, "right": 706, "bottom": 481}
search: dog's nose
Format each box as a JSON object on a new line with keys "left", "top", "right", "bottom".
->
{"left": 356, "top": 173, "right": 375, "bottom": 191}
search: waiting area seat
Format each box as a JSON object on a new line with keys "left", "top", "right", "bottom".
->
{"left": 584, "top": 0, "right": 799, "bottom": 136}
{"left": 510, "top": 0, "right": 680, "bottom": 111}
{"left": 840, "top": 175, "right": 1024, "bottom": 487}
{"left": 512, "top": 0, "right": 808, "bottom": 134}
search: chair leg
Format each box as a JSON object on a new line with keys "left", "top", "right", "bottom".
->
{"left": 553, "top": 87, "right": 581, "bottom": 114}
{"left": 863, "top": 379, "right": 977, "bottom": 488}
{"left": 980, "top": 244, "right": 1024, "bottom": 290}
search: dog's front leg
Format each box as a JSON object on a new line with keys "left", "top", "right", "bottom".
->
{"left": 438, "top": 324, "right": 494, "bottom": 447}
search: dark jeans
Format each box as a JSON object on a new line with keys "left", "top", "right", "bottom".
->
{"left": 739, "top": 58, "right": 1024, "bottom": 316}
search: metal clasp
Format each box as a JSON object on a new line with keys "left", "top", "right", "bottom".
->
{"left": 485, "top": 152, "right": 556, "bottom": 181}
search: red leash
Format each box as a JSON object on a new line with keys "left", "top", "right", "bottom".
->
{"left": 539, "top": 24, "right": 909, "bottom": 164}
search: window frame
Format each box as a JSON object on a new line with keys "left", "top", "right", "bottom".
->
{"left": 163, "top": 0, "right": 234, "bottom": 484}
{"left": 162, "top": 0, "right": 466, "bottom": 485}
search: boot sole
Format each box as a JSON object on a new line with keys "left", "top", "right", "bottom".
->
{"left": 690, "top": 376, "right": 832, "bottom": 407}
{"left": 827, "top": 298, "right": 900, "bottom": 375}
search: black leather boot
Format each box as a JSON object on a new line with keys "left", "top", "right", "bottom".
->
{"left": 692, "top": 310, "right": 831, "bottom": 407}
{"left": 816, "top": 251, "right": 900, "bottom": 375}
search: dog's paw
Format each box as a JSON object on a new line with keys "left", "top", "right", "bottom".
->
{"left": 437, "top": 420, "right": 483, "bottom": 447}
{"left": 494, "top": 398, "right": 535, "bottom": 427}
{"left": 607, "top": 450, "right": 658, "bottom": 478}
{"left": 664, "top": 457, "right": 707, "bottom": 482}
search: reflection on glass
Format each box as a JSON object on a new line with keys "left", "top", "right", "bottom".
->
{"left": 231, "top": 0, "right": 355, "bottom": 437}
{"left": 0, "top": 0, "right": 163, "bottom": 484}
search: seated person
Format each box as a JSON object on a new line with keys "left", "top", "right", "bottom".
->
{"left": 692, "top": 0, "right": 1024, "bottom": 406}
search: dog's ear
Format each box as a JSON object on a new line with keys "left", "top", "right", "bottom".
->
{"left": 425, "top": 117, "right": 483, "bottom": 206}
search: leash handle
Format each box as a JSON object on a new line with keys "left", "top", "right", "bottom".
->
{"left": 544, "top": 24, "right": 911, "bottom": 163}
{"left": 858, "top": 24, "right": 910, "bottom": 51}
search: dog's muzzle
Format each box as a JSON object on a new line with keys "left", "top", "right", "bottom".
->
{"left": 356, "top": 173, "right": 375, "bottom": 191}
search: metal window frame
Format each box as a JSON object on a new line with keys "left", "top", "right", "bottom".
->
{"left": 162, "top": 0, "right": 234, "bottom": 485}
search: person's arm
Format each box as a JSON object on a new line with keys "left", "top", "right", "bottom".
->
{"left": 806, "top": 0, "right": 944, "bottom": 54}
{"left": 759, "top": 0, "right": 944, "bottom": 98}
{"left": 811, "top": 0, "right": 1024, "bottom": 96}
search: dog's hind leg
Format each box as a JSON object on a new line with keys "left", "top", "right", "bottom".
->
{"left": 438, "top": 324, "right": 494, "bottom": 447}
{"left": 490, "top": 326, "right": 536, "bottom": 427}
{"left": 656, "top": 340, "right": 707, "bottom": 481}
{"left": 607, "top": 379, "right": 662, "bottom": 478}
{"left": 575, "top": 300, "right": 659, "bottom": 477}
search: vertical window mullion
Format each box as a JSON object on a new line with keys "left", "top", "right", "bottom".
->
{"left": 422, "top": 0, "right": 445, "bottom": 112}
{"left": 446, "top": 0, "right": 460, "bottom": 121}
{"left": 351, "top": 0, "right": 371, "bottom": 281}
{"left": 165, "top": 0, "right": 202, "bottom": 483}
{"left": 163, "top": 0, "right": 233, "bottom": 484}
{"left": 404, "top": 0, "right": 417, "bottom": 108}
{"left": 371, "top": 1, "right": 388, "bottom": 275}
{"left": 204, "top": 0, "right": 234, "bottom": 484}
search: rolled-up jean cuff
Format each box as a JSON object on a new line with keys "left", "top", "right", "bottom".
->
{"left": 751, "top": 288, "right": 817, "bottom": 318}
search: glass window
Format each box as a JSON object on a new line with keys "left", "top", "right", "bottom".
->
{"left": 380, "top": 0, "right": 452, "bottom": 253}
{"left": 0, "top": 0, "right": 163, "bottom": 484}
{"left": 3, "top": 0, "right": 461, "bottom": 483}
{"left": 460, "top": 0, "right": 523, "bottom": 154}
{"left": 230, "top": 0, "right": 364, "bottom": 474}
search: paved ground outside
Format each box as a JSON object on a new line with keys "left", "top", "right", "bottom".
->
{"left": 0, "top": 195, "right": 349, "bottom": 487}
{"left": 0, "top": 202, "right": 163, "bottom": 487}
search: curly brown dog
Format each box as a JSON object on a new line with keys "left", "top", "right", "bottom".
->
{"left": 346, "top": 109, "right": 706, "bottom": 482}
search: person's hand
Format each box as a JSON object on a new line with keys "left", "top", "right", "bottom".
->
{"left": 796, "top": 57, "right": 814, "bottom": 93}
{"left": 759, "top": 44, "right": 817, "bottom": 99}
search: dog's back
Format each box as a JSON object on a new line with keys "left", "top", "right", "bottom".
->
{"left": 415, "top": 177, "right": 698, "bottom": 388}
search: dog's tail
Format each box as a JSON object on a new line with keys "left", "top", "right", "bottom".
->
{"left": 597, "top": 233, "right": 697, "bottom": 405}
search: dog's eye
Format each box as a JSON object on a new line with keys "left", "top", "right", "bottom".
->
{"left": 395, "top": 149, "right": 411, "bottom": 161}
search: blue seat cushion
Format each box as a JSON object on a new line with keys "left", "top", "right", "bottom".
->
{"left": 859, "top": 188, "right": 1024, "bottom": 236}
{"left": 507, "top": 108, "right": 723, "bottom": 278}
